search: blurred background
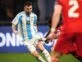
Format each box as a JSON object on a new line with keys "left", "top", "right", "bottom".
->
{"left": 0, "top": 0, "right": 55, "bottom": 25}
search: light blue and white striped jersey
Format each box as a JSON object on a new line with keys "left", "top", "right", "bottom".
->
{"left": 12, "top": 11, "right": 37, "bottom": 41}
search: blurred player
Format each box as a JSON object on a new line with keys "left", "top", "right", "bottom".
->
{"left": 47, "top": 0, "right": 82, "bottom": 62}
{"left": 12, "top": 1, "right": 51, "bottom": 62}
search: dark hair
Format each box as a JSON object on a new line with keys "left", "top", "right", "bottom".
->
{"left": 24, "top": 1, "right": 32, "bottom": 6}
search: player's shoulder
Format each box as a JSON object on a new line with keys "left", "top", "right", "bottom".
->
{"left": 56, "top": 0, "right": 65, "bottom": 2}
{"left": 30, "top": 12, "right": 37, "bottom": 17}
{"left": 15, "top": 11, "right": 25, "bottom": 18}
{"left": 17, "top": 11, "right": 25, "bottom": 16}
{"left": 56, "top": 0, "right": 66, "bottom": 5}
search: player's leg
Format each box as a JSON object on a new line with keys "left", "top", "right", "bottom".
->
{"left": 31, "top": 49, "right": 46, "bottom": 62}
{"left": 51, "top": 51, "right": 61, "bottom": 62}
{"left": 50, "top": 39, "right": 63, "bottom": 62}
{"left": 37, "top": 41, "right": 51, "bottom": 62}
{"left": 24, "top": 41, "right": 46, "bottom": 62}
{"left": 51, "top": 39, "right": 57, "bottom": 51}
{"left": 51, "top": 39, "right": 58, "bottom": 60}
{"left": 52, "top": 32, "right": 75, "bottom": 62}
{"left": 75, "top": 34, "right": 82, "bottom": 62}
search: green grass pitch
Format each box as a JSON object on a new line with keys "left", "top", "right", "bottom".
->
{"left": 0, "top": 53, "right": 80, "bottom": 62}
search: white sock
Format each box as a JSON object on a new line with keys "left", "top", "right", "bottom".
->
{"left": 38, "top": 55, "right": 46, "bottom": 62}
{"left": 42, "top": 49, "right": 51, "bottom": 62}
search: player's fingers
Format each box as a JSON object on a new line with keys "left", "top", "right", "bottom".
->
{"left": 48, "top": 33, "right": 54, "bottom": 40}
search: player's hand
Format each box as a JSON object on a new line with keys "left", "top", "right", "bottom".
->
{"left": 45, "top": 37, "right": 50, "bottom": 43}
{"left": 13, "top": 30, "right": 18, "bottom": 34}
{"left": 47, "top": 32, "right": 55, "bottom": 40}
{"left": 45, "top": 32, "right": 55, "bottom": 43}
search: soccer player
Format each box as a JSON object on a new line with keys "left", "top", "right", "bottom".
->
{"left": 12, "top": 1, "right": 51, "bottom": 62}
{"left": 47, "top": 0, "right": 82, "bottom": 62}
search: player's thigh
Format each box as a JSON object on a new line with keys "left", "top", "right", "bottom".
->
{"left": 37, "top": 41, "right": 45, "bottom": 51}
{"left": 24, "top": 41, "right": 36, "bottom": 53}
{"left": 54, "top": 32, "right": 74, "bottom": 54}
{"left": 51, "top": 39, "right": 58, "bottom": 51}
{"left": 32, "top": 34, "right": 43, "bottom": 46}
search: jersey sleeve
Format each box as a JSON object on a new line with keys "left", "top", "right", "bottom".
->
{"left": 55, "top": 0, "right": 62, "bottom": 6}
{"left": 12, "top": 13, "right": 20, "bottom": 25}
{"left": 34, "top": 15, "right": 37, "bottom": 25}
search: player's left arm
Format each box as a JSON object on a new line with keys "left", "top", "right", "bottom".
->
{"left": 47, "top": 2, "right": 62, "bottom": 40}
{"left": 34, "top": 15, "right": 38, "bottom": 32}
{"left": 51, "top": 4, "right": 62, "bottom": 33}
{"left": 12, "top": 14, "right": 19, "bottom": 34}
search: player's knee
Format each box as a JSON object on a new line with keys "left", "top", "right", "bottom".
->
{"left": 37, "top": 42, "right": 44, "bottom": 51}
{"left": 31, "top": 50, "right": 39, "bottom": 57}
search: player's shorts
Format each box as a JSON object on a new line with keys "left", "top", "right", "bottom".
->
{"left": 23, "top": 33, "right": 43, "bottom": 53}
{"left": 54, "top": 24, "right": 82, "bottom": 58}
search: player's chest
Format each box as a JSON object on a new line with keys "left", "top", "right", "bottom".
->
{"left": 26, "top": 17, "right": 34, "bottom": 24}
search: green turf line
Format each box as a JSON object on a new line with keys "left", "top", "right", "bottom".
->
{"left": 0, "top": 53, "right": 80, "bottom": 62}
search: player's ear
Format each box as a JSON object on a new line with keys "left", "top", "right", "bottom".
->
{"left": 24, "top": 6, "right": 26, "bottom": 10}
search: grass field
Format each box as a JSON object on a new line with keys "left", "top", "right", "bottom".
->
{"left": 0, "top": 53, "right": 80, "bottom": 62}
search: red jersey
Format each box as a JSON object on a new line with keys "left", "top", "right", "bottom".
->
{"left": 54, "top": 0, "right": 82, "bottom": 57}
{"left": 57, "top": 0, "right": 82, "bottom": 23}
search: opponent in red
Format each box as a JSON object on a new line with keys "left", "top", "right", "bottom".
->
{"left": 48, "top": 0, "right": 82, "bottom": 62}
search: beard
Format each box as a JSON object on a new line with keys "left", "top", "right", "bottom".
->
{"left": 26, "top": 12, "right": 31, "bottom": 16}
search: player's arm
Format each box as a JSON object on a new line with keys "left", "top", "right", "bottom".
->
{"left": 12, "top": 15, "right": 19, "bottom": 34}
{"left": 34, "top": 25, "right": 38, "bottom": 32}
{"left": 51, "top": 4, "right": 62, "bottom": 33}
{"left": 47, "top": 3, "right": 62, "bottom": 40}
{"left": 12, "top": 24, "right": 18, "bottom": 34}
{"left": 34, "top": 15, "right": 38, "bottom": 32}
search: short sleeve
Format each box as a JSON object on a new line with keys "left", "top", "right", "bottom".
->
{"left": 55, "top": 0, "right": 62, "bottom": 6}
{"left": 12, "top": 14, "right": 20, "bottom": 25}
{"left": 34, "top": 15, "right": 37, "bottom": 25}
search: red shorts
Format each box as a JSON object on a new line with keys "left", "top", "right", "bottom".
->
{"left": 54, "top": 24, "right": 82, "bottom": 58}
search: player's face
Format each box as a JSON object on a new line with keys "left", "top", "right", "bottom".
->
{"left": 24, "top": 5, "right": 32, "bottom": 15}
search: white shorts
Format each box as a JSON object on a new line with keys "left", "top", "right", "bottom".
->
{"left": 23, "top": 33, "right": 43, "bottom": 53}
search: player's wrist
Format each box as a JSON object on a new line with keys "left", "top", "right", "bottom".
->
{"left": 13, "top": 30, "right": 18, "bottom": 34}
{"left": 50, "top": 27, "right": 56, "bottom": 33}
